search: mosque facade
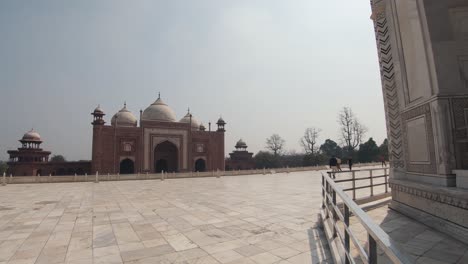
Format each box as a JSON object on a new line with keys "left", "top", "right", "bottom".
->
{"left": 91, "top": 95, "right": 226, "bottom": 174}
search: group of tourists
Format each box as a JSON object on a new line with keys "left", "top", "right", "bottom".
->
{"left": 329, "top": 156, "right": 352, "bottom": 172}
{"left": 329, "top": 155, "right": 387, "bottom": 172}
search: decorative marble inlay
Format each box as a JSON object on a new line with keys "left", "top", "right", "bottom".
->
{"left": 390, "top": 182, "right": 468, "bottom": 210}
{"left": 371, "top": 0, "right": 405, "bottom": 169}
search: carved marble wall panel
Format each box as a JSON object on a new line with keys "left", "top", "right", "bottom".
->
{"left": 406, "top": 116, "right": 430, "bottom": 163}
{"left": 449, "top": 7, "right": 468, "bottom": 41}
{"left": 394, "top": 0, "right": 433, "bottom": 103}
{"left": 459, "top": 56, "right": 468, "bottom": 89}
{"left": 402, "top": 103, "right": 437, "bottom": 173}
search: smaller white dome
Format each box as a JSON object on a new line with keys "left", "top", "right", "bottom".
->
{"left": 93, "top": 105, "right": 104, "bottom": 115}
{"left": 111, "top": 103, "right": 138, "bottom": 127}
{"left": 179, "top": 111, "right": 200, "bottom": 130}
{"left": 22, "top": 129, "right": 41, "bottom": 142}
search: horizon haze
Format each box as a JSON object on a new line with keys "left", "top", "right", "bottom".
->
{"left": 0, "top": 0, "right": 387, "bottom": 161}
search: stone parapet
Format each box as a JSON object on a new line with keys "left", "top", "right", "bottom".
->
{"left": 453, "top": 170, "right": 468, "bottom": 189}
{"left": 389, "top": 179, "right": 468, "bottom": 242}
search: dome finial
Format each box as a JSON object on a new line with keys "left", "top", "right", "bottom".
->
{"left": 124, "top": 101, "right": 127, "bottom": 108}
{"left": 158, "top": 92, "right": 161, "bottom": 99}
{"left": 187, "top": 107, "right": 190, "bottom": 114}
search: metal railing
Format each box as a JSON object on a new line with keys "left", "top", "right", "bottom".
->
{"left": 327, "top": 168, "right": 390, "bottom": 204}
{"left": 0, "top": 166, "right": 321, "bottom": 185}
{"left": 321, "top": 171, "right": 411, "bottom": 264}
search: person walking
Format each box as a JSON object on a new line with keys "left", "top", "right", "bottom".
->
{"left": 380, "top": 155, "right": 386, "bottom": 167}
{"left": 336, "top": 157, "right": 342, "bottom": 171}
{"left": 329, "top": 156, "right": 338, "bottom": 173}
{"left": 329, "top": 156, "right": 338, "bottom": 179}
{"left": 348, "top": 158, "right": 353, "bottom": 171}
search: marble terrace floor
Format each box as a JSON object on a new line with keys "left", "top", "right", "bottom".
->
{"left": 0, "top": 171, "right": 332, "bottom": 264}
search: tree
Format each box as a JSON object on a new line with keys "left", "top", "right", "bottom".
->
{"left": 379, "top": 139, "right": 389, "bottom": 160}
{"left": 281, "top": 150, "right": 304, "bottom": 168}
{"left": 319, "top": 139, "right": 342, "bottom": 158}
{"left": 50, "top": 155, "right": 66, "bottom": 163}
{"left": 303, "top": 153, "right": 328, "bottom": 166}
{"left": 358, "top": 138, "right": 380, "bottom": 163}
{"left": 0, "top": 161, "right": 8, "bottom": 175}
{"left": 338, "top": 107, "right": 368, "bottom": 153}
{"left": 300, "top": 127, "right": 321, "bottom": 154}
{"left": 254, "top": 151, "right": 279, "bottom": 168}
{"left": 266, "top": 134, "right": 285, "bottom": 156}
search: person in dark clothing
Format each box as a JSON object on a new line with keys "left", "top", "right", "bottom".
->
{"left": 329, "top": 156, "right": 338, "bottom": 172}
{"left": 348, "top": 158, "right": 353, "bottom": 170}
{"left": 380, "top": 155, "right": 386, "bottom": 167}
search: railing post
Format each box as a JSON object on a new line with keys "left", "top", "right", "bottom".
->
{"left": 161, "top": 171, "right": 165, "bottom": 181}
{"left": 322, "top": 174, "right": 325, "bottom": 209}
{"left": 325, "top": 180, "right": 330, "bottom": 219}
{"left": 352, "top": 171, "right": 356, "bottom": 200}
{"left": 368, "top": 234, "right": 377, "bottom": 264}
{"left": 384, "top": 168, "right": 388, "bottom": 193}
{"left": 2, "top": 173, "right": 6, "bottom": 186}
{"left": 85, "top": 173, "right": 88, "bottom": 182}
{"left": 9, "top": 174, "right": 12, "bottom": 184}
{"left": 344, "top": 204, "right": 350, "bottom": 264}
{"left": 370, "top": 170, "right": 374, "bottom": 196}
{"left": 95, "top": 171, "right": 99, "bottom": 183}
{"left": 332, "top": 190, "right": 337, "bottom": 238}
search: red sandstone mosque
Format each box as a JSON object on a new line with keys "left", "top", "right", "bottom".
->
{"left": 7, "top": 95, "right": 226, "bottom": 175}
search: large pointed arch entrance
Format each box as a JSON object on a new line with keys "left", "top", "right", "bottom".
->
{"left": 154, "top": 141, "right": 178, "bottom": 173}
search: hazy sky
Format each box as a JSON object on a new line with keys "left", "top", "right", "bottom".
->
{"left": 0, "top": 0, "right": 387, "bottom": 161}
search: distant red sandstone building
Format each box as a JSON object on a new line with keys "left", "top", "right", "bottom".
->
{"left": 6, "top": 129, "right": 91, "bottom": 176}
{"left": 225, "top": 139, "right": 255, "bottom": 170}
{"left": 6, "top": 95, "right": 226, "bottom": 176}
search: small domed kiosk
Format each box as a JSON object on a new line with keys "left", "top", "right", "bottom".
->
{"left": 225, "top": 138, "right": 254, "bottom": 171}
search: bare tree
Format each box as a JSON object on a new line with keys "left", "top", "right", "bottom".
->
{"left": 266, "top": 134, "right": 285, "bottom": 156}
{"left": 300, "top": 127, "right": 321, "bottom": 154}
{"left": 338, "top": 107, "right": 368, "bottom": 153}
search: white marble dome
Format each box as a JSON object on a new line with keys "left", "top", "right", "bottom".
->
{"left": 111, "top": 104, "right": 138, "bottom": 127}
{"left": 179, "top": 111, "right": 200, "bottom": 130}
{"left": 142, "top": 97, "right": 177, "bottom": 122}
{"left": 22, "top": 129, "right": 41, "bottom": 142}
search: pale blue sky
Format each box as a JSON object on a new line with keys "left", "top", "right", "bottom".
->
{"left": 0, "top": 0, "right": 386, "bottom": 161}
